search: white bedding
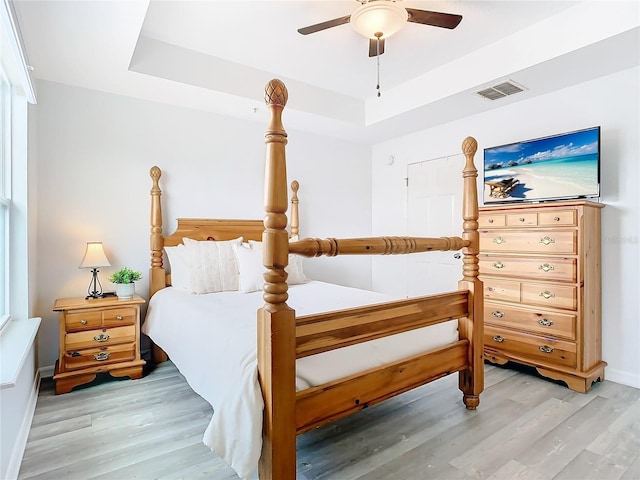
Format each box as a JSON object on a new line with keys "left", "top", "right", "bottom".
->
{"left": 142, "top": 281, "right": 458, "bottom": 479}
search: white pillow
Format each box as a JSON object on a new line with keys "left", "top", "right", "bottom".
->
{"left": 233, "top": 243, "right": 264, "bottom": 293}
{"left": 248, "top": 238, "right": 309, "bottom": 285}
{"left": 182, "top": 237, "right": 243, "bottom": 294}
{"left": 164, "top": 244, "right": 191, "bottom": 292}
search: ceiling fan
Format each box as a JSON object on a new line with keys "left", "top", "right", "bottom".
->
{"left": 297, "top": 0, "right": 463, "bottom": 58}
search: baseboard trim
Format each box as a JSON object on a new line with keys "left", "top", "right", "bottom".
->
{"left": 5, "top": 370, "right": 41, "bottom": 480}
{"left": 606, "top": 367, "right": 640, "bottom": 389}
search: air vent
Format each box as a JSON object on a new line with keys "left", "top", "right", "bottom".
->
{"left": 477, "top": 80, "right": 526, "bottom": 100}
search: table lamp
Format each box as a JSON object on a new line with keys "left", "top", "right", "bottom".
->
{"left": 79, "top": 241, "right": 111, "bottom": 299}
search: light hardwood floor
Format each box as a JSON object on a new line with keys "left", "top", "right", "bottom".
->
{"left": 19, "top": 362, "right": 639, "bottom": 479}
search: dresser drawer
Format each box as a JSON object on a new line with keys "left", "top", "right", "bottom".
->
{"left": 480, "top": 255, "right": 577, "bottom": 282}
{"left": 484, "top": 279, "right": 520, "bottom": 303}
{"left": 480, "top": 230, "right": 577, "bottom": 254}
{"left": 485, "top": 301, "right": 576, "bottom": 340}
{"left": 485, "top": 326, "right": 577, "bottom": 369}
{"left": 479, "top": 214, "right": 506, "bottom": 228}
{"left": 102, "top": 307, "right": 137, "bottom": 327}
{"left": 538, "top": 210, "right": 576, "bottom": 226}
{"left": 64, "top": 344, "right": 136, "bottom": 371}
{"left": 506, "top": 213, "right": 537, "bottom": 226}
{"left": 521, "top": 283, "right": 577, "bottom": 310}
{"left": 65, "top": 311, "right": 102, "bottom": 332}
{"left": 65, "top": 325, "right": 136, "bottom": 351}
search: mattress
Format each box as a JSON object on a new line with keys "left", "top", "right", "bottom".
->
{"left": 142, "top": 281, "right": 458, "bottom": 478}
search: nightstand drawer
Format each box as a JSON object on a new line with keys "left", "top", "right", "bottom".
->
{"left": 65, "top": 311, "right": 102, "bottom": 331}
{"left": 65, "top": 325, "right": 136, "bottom": 351}
{"left": 485, "top": 302, "right": 576, "bottom": 340}
{"left": 485, "top": 326, "right": 577, "bottom": 369}
{"left": 479, "top": 255, "right": 577, "bottom": 282}
{"left": 64, "top": 344, "right": 136, "bottom": 371}
{"left": 522, "top": 283, "right": 577, "bottom": 310}
{"left": 102, "top": 307, "right": 137, "bottom": 327}
{"left": 480, "top": 230, "right": 577, "bottom": 254}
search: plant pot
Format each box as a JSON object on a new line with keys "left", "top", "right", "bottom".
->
{"left": 115, "top": 283, "right": 135, "bottom": 300}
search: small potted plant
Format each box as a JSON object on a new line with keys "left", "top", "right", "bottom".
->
{"left": 108, "top": 267, "right": 142, "bottom": 300}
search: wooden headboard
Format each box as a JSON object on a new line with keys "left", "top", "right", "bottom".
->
{"left": 148, "top": 166, "right": 300, "bottom": 298}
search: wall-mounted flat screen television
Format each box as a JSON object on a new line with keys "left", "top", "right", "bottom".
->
{"left": 483, "top": 126, "right": 601, "bottom": 204}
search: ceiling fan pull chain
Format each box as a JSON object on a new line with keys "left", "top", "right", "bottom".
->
{"left": 376, "top": 33, "right": 382, "bottom": 97}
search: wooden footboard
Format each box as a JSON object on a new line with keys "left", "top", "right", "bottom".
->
{"left": 258, "top": 79, "right": 483, "bottom": 479}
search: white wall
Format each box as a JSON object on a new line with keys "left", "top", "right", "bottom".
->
{"left": 371, "top": 67, "right": 640, "bottom": 388}
{"left": 33, "top": 80, "right": 372, "bottom": 370}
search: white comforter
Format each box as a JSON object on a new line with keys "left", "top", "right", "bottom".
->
{"left": 142, "top": 281, "right": 458, "bottom": 478}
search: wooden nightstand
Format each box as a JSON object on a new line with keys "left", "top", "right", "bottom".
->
{"left": 52, "top": 294, "right": 146, "bottom": 394}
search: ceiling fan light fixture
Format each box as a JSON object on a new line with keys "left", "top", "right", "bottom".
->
{"left": 351, "top": 1, "right": 408, "bottom": 39}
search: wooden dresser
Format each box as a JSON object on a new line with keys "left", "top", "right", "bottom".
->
{"left": 52, "top": 295, "right": 146, "bottom": 394}
{"left": 479, "top": 200, "right": 605, "bottom": 392}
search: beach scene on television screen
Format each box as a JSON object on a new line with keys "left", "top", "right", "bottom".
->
{"left": 484, "top": 128, "right": 599, "bottom": 203}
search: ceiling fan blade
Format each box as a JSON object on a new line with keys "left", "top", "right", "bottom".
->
{"left": 297, "top": 15, "right": 351, "bottom": 35}
{"left": 405, "top": 8, "right": 462, "bottom": 29}
{"left": 369, "top": 38, "right": 385, "bottom": 57}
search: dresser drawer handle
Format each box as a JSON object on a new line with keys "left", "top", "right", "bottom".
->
{"left": 492, "top": 335, "right": 505, "bottom": 343}
{"left": 519, "top": 217, "right": 525, "bottom": 222}
{"left": 493, "top": 236, "right": 506, "bottom": 245}
{"left": 81, "top": 319, "right": 87, "bottom": 325}
{"left": 94, "top": 352, "right": 110, "bottom": 361}
{"left": 491, "top": 310, "right": 504, "bottom": 318}
{"left": 492, "top": 261, "right": 505, "bottom": 269}
{"left": 553, "top": 216, "right": 560, "bottom": 222}
{"left": 538, "top": 263, "right": 555, "bottom": 272}
{"left": 538, "top": 318, "right": 554, "bottom": 327}
{"left": 116, "top": 315, "right": 123, "bottom": 321}
{"left": 539, "top": 236, "right": 555, "bottom": 245}
{"left": 94, "top": 333, "right": 110, "bottom": 342}
{"left": 487, "top": 218, "right": 494, "bottom": 223}
{"left": 539, "top": 345, "right": 554, "bottom": 354}
{"left": 539, "top": 291, "right": 555, "bottom": 299}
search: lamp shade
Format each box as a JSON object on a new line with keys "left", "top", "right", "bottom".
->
{"left": 79, "top": 242, "right": 111, "bottom": 269}
{"left": 351, "top": 1, "right": 408, "bottom": 39}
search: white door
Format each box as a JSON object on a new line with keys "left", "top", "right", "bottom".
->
{"left": 407, "top": 154, "right": 464, "bottom": 297}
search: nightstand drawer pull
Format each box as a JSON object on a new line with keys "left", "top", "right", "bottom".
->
{"left": 553, "top": 216, "right": 560, "bottom": 222}
{"left": 491, "top": 310, "right": 505, "bottom": 318}
{"left": 538, "top": 318, "right": 554, "bottom": 327}
{"left": 492, "top": 261, "right": 505, "bottom": 269}
{"left": 539, "top": 345, "right": 554, "bottom": 354}
{"left": 492, "top": 335, "right": 505, "bottom": 343}
{"left": 81, "top": 319, "right": 87, "bottom": 325}
{"left": 488, "top": 218, "right": 494, "bottom": 223}
{"left": 538, "top": 263, "right": 555, "bottom": 272}
{"left": 492, "top": 236, "right": 506, "bottom": 245}
{"left": 93, "top": 352, "right": 110, "bottom": 361}
{"left": 94, "top": 333, "right": 110, "bottom": 342}
{"left": 519, "top": 217, "right": 525, "bottom": 222}
{"left": 539, "top": 236, "right": 555, "bottom": 245}
{"left": 539, "top": 291, "right": 555, "bottom": 299}
{"left": 116, "top": 315, "right": 123, "bottom": 321}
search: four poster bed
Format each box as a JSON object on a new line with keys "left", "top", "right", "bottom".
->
{"left": 143, "top": 79, "right": 483, "bottom": 480}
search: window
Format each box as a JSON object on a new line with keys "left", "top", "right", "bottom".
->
{"left": 0, "top": 68, "right": 9, "bottom": 330}
{"left": 0, "top": 0, "right": 36, "bottom": 332}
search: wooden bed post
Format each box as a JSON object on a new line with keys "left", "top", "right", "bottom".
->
{"left": 149, "top": 166, "right": 166, "bottom": 298}
{"left": 457, "top": 137, "right": 484, "bottom": 409}
{"left": 258, "top": 79, "right": 297, "bottom": 479}
{"left": 290, "top": 180, "right": 299, "bottom": 238}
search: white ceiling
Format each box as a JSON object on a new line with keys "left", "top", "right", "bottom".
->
{"left": 12, "top": 0, "right": 640, "bottom": 143}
